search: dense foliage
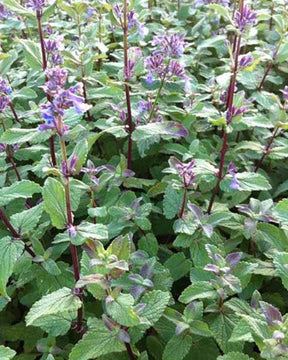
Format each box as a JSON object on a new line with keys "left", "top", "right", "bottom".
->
{"left": 0, "top": 0, "right": 288, "bottom": 359}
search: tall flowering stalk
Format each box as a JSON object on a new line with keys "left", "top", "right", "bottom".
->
{"left": 26, "top": 0, "right": 57, "bottom": 166}
{"left": 207, "top": 1, "right": 257, "bottom": 213}
{"left": 113, "top": 2, "right": 147, "bottom": 169}
{"left": 145, "top": 34, "right": 190, "bottom": 121}
{"left": 39, "top": 66, "right": 91, "bottom": 333}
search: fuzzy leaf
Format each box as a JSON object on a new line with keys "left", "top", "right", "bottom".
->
{"left": 0, "top": 345, "right": 16, "bottom": 360}
{"left": 162, "top": 334, "right": 192, "bottom": 360}
{"left": 0, "top": 180, "right": 41, "bottom": 207}
{"left": 0, "top": 237, "right": 24, "bottom": 299}
{"left": 69, "top": 318, "right": 125, "bottom": 360}
{"left": 42, "top": 178, "right": 67, "bottom": 229}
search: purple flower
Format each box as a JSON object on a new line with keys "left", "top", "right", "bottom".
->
{"left": 225, "top": 252, "right": 242, "bottom": 269}
{"left": 44, "top": 36, "right": 63, "bottom": 53}
{"left": 280, "top": 86, "right": 288, "bottom": 102}
{"left": 239, "top": 55, "right": 253, "bottom": 68}
{"left": 152, "top": 34, "right": 186, "bottom": 58}
{"left": 228, "top": 162, "right": 240, "bottom": 190}
{"left": 0, "top": 4, "right": 13, "bottom": 20}
{"left": 113, "top": 4, "right": 148, "bottom": 38}
{"left": 0, "top": 95, "right": 9, "bottom": 113}
{"left": 26, "top": 0, "right": 46, "bottom": 11}
{"left": 235, "top": 6, "right": 257, "bottom": 32}
{"left": 0, "top": 77, "right": 12, "bottom": 95}
{"left": 86, "top": 6, "right": 97, "bottom": 20}
{"left": 42, "top": 66, "right": 68, "bottom": 96}
{"left": 226, "top": 105, "right": 247, "bottom": 124}
{"left": 170, "top": 157, "right": 196, "bottom": 187}
{"left": 51, "top": 53, "right": 63, "bottom": 65}
{"left": 67, "top": 224, "right": 77, "bottom": 238}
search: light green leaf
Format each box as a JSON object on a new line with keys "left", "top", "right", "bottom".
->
{"left": 71, "top": 222, "right": 108, "bottom": 245}
{"left": 0, "top": 237, "right": 24, "bottom": 299}
{"left": 273, "top": 252, "right": 288, "bottom": 291}
{"left": 217, "top": 352, "right": 254, "bottom": 360}
{"left": 0, "top": 180, "right": 41, "bottom": 207}
{"left": 42, "top": 178, "right": 67, "bottom": 229}
{"left": 20, "top": 40, "right": 42, "bottom": 70}
{"left": 68, "top": 139, "right": 88, "bottom": 174}
{"left": 0, "top": 345, "right": 16, "bottom": 360}
{"left": 11, "top": 204, "right": 43, "bottom": 234}
{"left": 139, "top": 290, "right": 170, "bottom": 326}
{"left": 179, "top": 282, "right": 216, "bottom": 303}
{"left": 69, "top": 318, "right": 125, "bottom": 360}
{"left": 0, "top": 128, "right": 50, "bottom": 145}
{"left": 107, "top": 293, "right": 140, "bottom": 327}
{"left": 26, "top": 287, "right": 82, "bottom": 327}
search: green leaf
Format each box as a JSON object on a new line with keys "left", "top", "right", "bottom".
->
{"left": 0, "top": 345, "right": 16, "bottom": 360}
{"left": 20, "top": 40, "right": 42, "bottom": 70}
{"left": 69, "top": 318, "right": 125, "bottom": 360}
{"left": 273, "top": 252, "right": 288, "bottom": 291}
{"left": 26, "top": 287, "right": 82, "bottom": 327}
{"left": 106, "top": 293, "right": 140, "bottom": 327}
{"left": 42, "top": 178, "right": 67, "bottom": 229}
{"left": 164, "top": 253, "right": 191, "bottom": 281}
{"left": 190, "top": 320, "right": 212, "bottom": 337}
{"left": 217, "top": 352, "right": 254, "bottom": 360}
{"left": 68, "top": 139, "right": 88, "bottom": 174}
{"left": 274, "top": 199, "right": 288, "bottom": 228}
{"left": 221, "top": 172, "right": 271, "bottom": 192}
{"left": 0, "top": 180, "right": 41, "bottom": 207}
{"left": 139, "top": 290, "right": 170, "bottom": 326}
{"left": 107, "top": 234, "right": 131, "bottom": 261}
{"left": 10, "top": 204, "right": 43, "bottom": 234}
{"left": 162, "top": 334, "right": 192, "bottom": 360}
{"left": 208, "top": 313, "right": 243, "bottom": 353}
{"left": 179, "top": 282, "right": 216, "bottom": 303}
{"left": 71, "top": 222, "right": 108, "bottom": 245}
{"left": 163, "top": 185, "right": 182, "bottom": 219}
{"left": 0, "top": 237, "right": 24, "bottom": 299}
{"left": 0, "top": 128, "right": 50, "bottom": 145}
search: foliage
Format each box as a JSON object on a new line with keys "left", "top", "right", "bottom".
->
{"left": 0, "top": 0, "right": 288, "bottom": 359}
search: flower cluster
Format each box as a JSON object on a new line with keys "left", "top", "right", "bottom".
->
{"left": 170, "top": 157, "right": 196, "bottom": 188}
{"left": 113, "top": 4, "right": 148, "bottom": 38}
{"left": 228, "top": 162, "right": 239, "bottom": 190}
{"left": 226, "top": 104, "right": 247, "bottom": 124}
{"left": 38, "top": 67, "right": 90, "bottom": 135}
{"left": 0, "top": 77, "right": 12, "bottom": 114}
{"left": 145, "top": 34, "right": 190, "bottom": 93}
{"left": 235, "top": 5, "right": 257, "bottom": 32}
{"left": 125, "top": 47, "right": 142, "bottom": 81}
{"left": 239, "top": 54, "right": 253, "bottom": 68}
{"left": 0, "top": 4, "right": 13, "bottom": 20}
{"left": 26, "top": 0, "right": 46, "bottom": 12}
{"left": 136, "top": 100, "right": 163, "bottom": 125}
{"left": 44, "top": 33, "right": 64, "bottom": 65}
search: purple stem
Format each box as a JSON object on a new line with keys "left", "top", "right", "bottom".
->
{"left": 255, "top": 126, "right": 279, "bottom": 172}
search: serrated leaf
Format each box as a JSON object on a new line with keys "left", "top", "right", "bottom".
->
{"left": 42, "top": 178, "right": 67, "bottom": 229}
{"left": 217, "top": 352, "right": 254, "bottom": 360}
{"left": 20, "top": 40, "right": 42, "bottom": 70}
{"left": 162, "top": 334, "right": 192, "bottom": 360}
{"left": 69, "top": 318, "right": 125, "bottom": 360}
{"left": 26, "top": 287, "right": 82, "bottom": 327}
{"left": 107, "top": 293, "right": 140, "bottom": 327}
{"left": 179, "top": 282, "right": 216, "bottom": 303}
{"left": 164, "top": 253, "right": 191, "bottom": 281}
{"left": 139, "top": 290, "right": 170, "bottom": 325}
{"left": 0, "top": 237, "right": 24, "bottom": 299}
{"left": 0, "top": 180, "right": 41, "bottom": 207}
{"left": 273, "top": 252, "right": 288, "bottom": 291}
{"left": 0, "top": 345, "right": 16, "bottom": 360}
{"left": 10, "top": 204, "right": 43, "bottom": 234}
{"left": 163, "top": 185, "right": 182, "bottom": 219}
{"left": 0, "top": 128, "right": 50, "bottom": 144}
